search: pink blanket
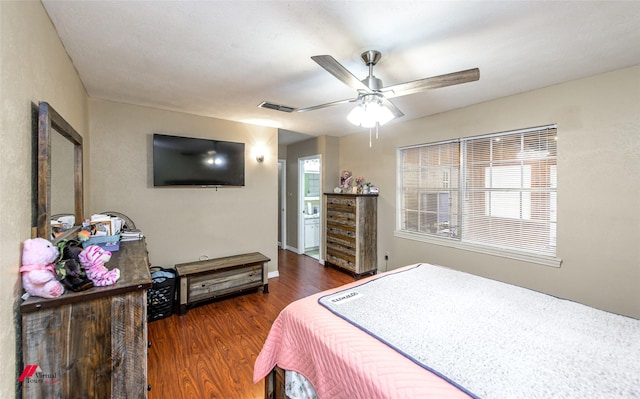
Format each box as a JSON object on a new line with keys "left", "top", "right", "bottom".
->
{"left": 253, "top": 267, "right": 470, "bottom": 399}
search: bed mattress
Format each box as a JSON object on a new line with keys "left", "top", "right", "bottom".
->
{"left": 254, "top": 264, "right": 640, "bottom": 398}
{"left": 254, "top": 265, "right": 471, "bottom": 398}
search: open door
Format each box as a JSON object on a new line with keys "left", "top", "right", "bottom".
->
{"left": 298, "top": 155, "right": 321, "bottom": 259}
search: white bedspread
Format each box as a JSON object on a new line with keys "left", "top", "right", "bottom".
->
{"left": 319, "top": 263, "right": 640, "bottom": 399}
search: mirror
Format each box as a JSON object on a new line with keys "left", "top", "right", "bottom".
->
{"left": 51, "top": 132, "right": 75, "bottom": 216}
{"left": 34, "top": 102, "right": 83, "bottom": 240}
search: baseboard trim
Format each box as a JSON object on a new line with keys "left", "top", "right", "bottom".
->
{"left": 268, "top": 270, "right": 280, "bottom": 279}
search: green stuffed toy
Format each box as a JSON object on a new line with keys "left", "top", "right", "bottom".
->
{"left": 55, "top": 240, "right": 94, "bottom": 292}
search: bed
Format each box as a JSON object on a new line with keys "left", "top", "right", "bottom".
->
{"left": 253, "top": 263, "right": 640, "bottom": 399}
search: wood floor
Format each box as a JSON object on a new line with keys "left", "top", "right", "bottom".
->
{"left": 147, "top": 249, "right": 354, "bottom": 399}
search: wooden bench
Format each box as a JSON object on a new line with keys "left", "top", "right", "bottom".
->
{"left": 175, "top": 252, "right": 270, "bottom": 315}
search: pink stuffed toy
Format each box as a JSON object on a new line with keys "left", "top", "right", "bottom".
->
{"left": 20, "top": 238, "right": 64, "bottom": 299}
{"left": 78, "top": 245, "right": 120, "bottom": 286}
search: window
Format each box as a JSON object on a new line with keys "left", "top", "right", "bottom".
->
{"left": 400, "top": 141, "right": 460, "bottom": 238}
{"left": 398, "top": 125, "right": 558, "bottom": 263}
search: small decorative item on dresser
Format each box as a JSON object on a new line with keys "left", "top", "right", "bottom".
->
{"left": 355, "top": 175, "right": 365, "bottom": 193}
{"left": 340, "top": 170, "right": 353, "bottom": 192}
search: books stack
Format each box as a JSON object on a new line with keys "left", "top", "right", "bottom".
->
{"left": 89, "top": 214, "right": 122, "bottom": 236}
{"left": 121, "top": 229, "right": 144, "bottom": 242}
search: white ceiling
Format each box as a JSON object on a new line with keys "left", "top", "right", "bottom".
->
{"left": 42, "top": 1, "right": 640, "bottom": 142}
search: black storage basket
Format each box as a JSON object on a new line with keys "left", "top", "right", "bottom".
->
{"left": 147, "top": 267, "right": 176, "bottom": 321}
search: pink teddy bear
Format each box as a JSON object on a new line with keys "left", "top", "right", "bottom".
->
{"left": 78, "top": 245, "right": 120, "bottom": 286}
{"left": 20, "top": 238, "right": 64, "bottom": 299}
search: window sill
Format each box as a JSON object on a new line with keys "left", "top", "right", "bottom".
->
{"left": 393, "top": 230, "right": 562, "bottom": 268}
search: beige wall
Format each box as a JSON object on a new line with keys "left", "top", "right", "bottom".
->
{"left": 337, "top": 65, "right": 640, "bottom": 318}
{"left": 88, "top": 100, "right": 279, "bottom": 272}
{"left": 0, "top": 1, "right": 89, "bottom": 395}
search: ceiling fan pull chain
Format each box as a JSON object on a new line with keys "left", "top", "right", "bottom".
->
{"left": 369, "top": 128, "right": 373, "bottom": 148}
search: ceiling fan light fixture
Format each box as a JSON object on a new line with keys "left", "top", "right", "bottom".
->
{"left": 347, "top": 95, "right": 394, "bottom": 127}
{"left": 346, "top": 104, "right": 365, "bottom": 126}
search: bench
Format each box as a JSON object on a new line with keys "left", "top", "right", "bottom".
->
{"left": 174, "top": 252, "right": 270, "bottom": 315}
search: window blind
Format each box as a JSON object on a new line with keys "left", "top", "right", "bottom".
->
{"left": 398, "top": 125, "right": 557, "bottom": 258}
{"left": 400, "top": 141, "right": 460, "bottom": 238}
{"left": 462, "top": 127, "right": 557, "bottom": 256}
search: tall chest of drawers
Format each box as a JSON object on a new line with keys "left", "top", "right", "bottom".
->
{"left": 324, "top": 193, "right": 378, "bottom": 276}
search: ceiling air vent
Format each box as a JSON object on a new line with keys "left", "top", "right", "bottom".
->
{"left": 258, "top": 101, "right": 295, "bottom": 113}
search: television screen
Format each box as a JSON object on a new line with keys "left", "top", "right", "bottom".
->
{"left": 153, "top": 133, "right": 245, "bottom": 187}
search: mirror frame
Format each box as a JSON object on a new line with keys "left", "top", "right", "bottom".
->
{"left": 35, "top": 102, "right": 84, "bottom": 240}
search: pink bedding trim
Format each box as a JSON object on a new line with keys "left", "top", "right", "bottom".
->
{"left": 254, "top": 265, "right": 471, "bottom": 399}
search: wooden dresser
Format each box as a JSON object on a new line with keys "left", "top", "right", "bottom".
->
{"left": 324, "top": 193, "right": 378, "bottom": 276}
{"left": 20, "top": 239, "right": 152, "bottom": 398}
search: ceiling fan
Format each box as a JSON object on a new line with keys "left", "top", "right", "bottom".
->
{"left": 259, "top": 50, "right": 480, "bottom": 127}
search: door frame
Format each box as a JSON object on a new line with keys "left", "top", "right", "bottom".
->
{"left": 298, "top": 154, "right": 322, "bottom": 256}
{"left": 278, "top": 159, "right": 286, "bottom": 250}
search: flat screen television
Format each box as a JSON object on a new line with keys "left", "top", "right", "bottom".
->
{"left": 153, "top": 133, "right": 245, "bottom": 187}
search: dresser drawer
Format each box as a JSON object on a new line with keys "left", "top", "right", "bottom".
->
{"left": 326, "top": 195, "right": 356, "bottom": 207}
{"left": 326, "top": 253, "right": 356, "bottom": 272}
{"left": 327, "top": 222, "right": 356, "bottom": 237}
{"left": 188, "top": 264, "right": 262, "bottom": 303}
{"left": 326, "top": 210, "right": 356, "bottom": 227}
{"left": 327, "top": 230, "right": 355, "bottom": 248}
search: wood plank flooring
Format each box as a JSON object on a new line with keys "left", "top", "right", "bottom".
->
{"left": 147, "top": 249, "right": 354, "bottom": 399}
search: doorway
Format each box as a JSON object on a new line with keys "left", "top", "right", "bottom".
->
{"left": 298, "top": 155, "right": 321, "bottom": 259}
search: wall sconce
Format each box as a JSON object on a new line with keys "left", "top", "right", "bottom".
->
{"left": 253, "top": 143, "right": 266, "bottom": 163}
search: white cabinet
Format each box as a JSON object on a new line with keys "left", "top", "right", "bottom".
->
{"left": 304, "top": 217, "right": 320, "bottom": 249}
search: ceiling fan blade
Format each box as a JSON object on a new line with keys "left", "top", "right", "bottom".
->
{"left": 295, "top": 97, "right": 358, "bottom": 113}
{"left": 379, "top": 97, "right": 405, "bottom": 118}
{"left": 258, "top": 98, "right": 356, "bottom": 113}
{"left": 383, "top": 68, "right": 480, "bottom": 98}
{"left": 311, "top": 55, "right": 373, "bottom": 93}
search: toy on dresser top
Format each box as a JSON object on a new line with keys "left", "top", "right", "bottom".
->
{"left": 78, "top": 245, "right": 120, "bottom": 287}
{"left": 55, "top": 239, "right": 94, "bottom": 292}
{"left": 19, "top": 237, "right": 122, "bottom": 300}
{"left": 19, "top": 238, "right": 64, "bottom": 299}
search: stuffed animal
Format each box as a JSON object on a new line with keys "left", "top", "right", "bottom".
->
{"left": 340, "top": 170, "right": 353, "bottom": 189}
{"left": 77, "top": 230, "right": 91, "bottom": 242}
{"left": 78, "top": 245, "right": 120, "bottom": 286}
{"left": 55, "top": 240, "right": 94, "bottom": 292}
{"left": 20, "top": 238, "right": 64, "bottom": 299}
